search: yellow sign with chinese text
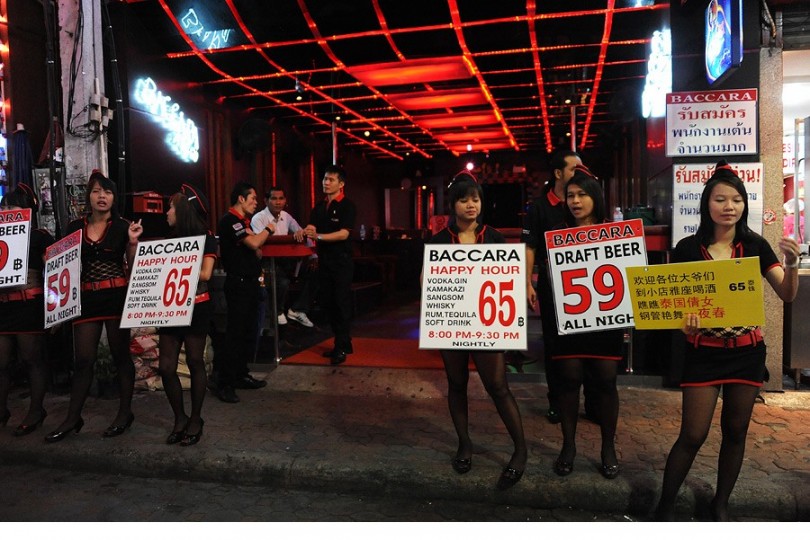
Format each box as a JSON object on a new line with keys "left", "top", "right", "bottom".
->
{"left": 625, "top": 257, "right": 764, "bottom": 330}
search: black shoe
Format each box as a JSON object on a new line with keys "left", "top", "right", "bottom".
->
{"left": 451, "top": 456, "right": 472, "bottom": 474}
{"left": 13, "top": 410, "right": 47, "bottom": 437}
{"left": 180, "top": 419, "right": 204, "bottom": 446}
{"left": 546, "top": 407, "right": 561, "bottom": 424}
{"left": 330, "top": 350, "right": 347, "bottom": 365}
{"left": 103, "top": 413, "right": 135, "bottom": 438}
{"left": 44, "top": 418, "right": 84, "bottom": 443}
{"left": 166, "top": 418, "right": 188, "bottom": 445}
{"left": 213, "top": 385, "right": 240, "bottom": 403}
{"left": 496, "top": 467, "right": 524, "bottom": 490}
{"left": 553, "top": 458, "right": 574, "bottom": 477}
{"left": 600, "top": 462, "right": 620, "bottom": 480}
{"left": 232, "top": 374, "right": 267, "bottom": 390}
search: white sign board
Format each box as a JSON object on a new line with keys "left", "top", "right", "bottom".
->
{"left": 44, "top": 229, "right": 82, "bottom": 328}
{"left": 666, "top": 88, "right": 758, "bottom": 157}
{"left": 121, "top": 236, "right": 205, "bottom": 328}
{"left": 672, "top": 162, "right": 764, "bottom": 247}
{"left": 545, "top": 219, "right": 648, "bottom": 335}
{"left": 420, "top": 243, "right": 527, "bottom": 351}
{"left": 0, "top": 208, "right": 31, "bottom": 288}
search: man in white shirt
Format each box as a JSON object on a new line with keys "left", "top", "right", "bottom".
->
{"left": 251, "top": 187, "right": 316, "bottom": 328}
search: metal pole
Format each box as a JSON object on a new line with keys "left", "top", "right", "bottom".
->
{"left": 794, "top": 118, "right": 801, "bottom": 243}
{"left": 270, "top": 257, "right": 281, "bottom": 364}
{"left": 570, "top": 105, "right": 577, "bottom": 151}
{"left": 331, "top": 121, "right": 338, "bottom": 165}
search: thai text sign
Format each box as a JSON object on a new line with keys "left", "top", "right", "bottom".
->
{"left": 625, "top": 257, "right": 764, "bottom": 330}
{"left": 44, "top": 229, "right": 82, "bottom": 328}
{"left": 545, "top": 219, "right": 648, "bottom": 335}
{"left": 420, "top": 244, "right": 527, "bottom": 350}
{"left": 666, "top": 88, "right": 757, "bottom": 157}
{"left": 672, "top": 162, "right": 763, "bottom": 247}
{"left": 0, "top": 208, "right": 31, "bottom": 288}
{"left": 121, "top": 236, "right": 205, "bottom": 328}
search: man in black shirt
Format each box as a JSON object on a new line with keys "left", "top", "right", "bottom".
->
{"left": 302, "top": 165, "right": 357, "bottom": 365}
{"left": 214, "top": 182, "right": 276, "bottom": 403}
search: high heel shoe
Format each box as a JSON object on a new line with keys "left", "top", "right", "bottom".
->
{"left": 0, "top": 410, "right": 9, "bottom": 427}
{"left": 600, "top": 462, "right": 620, "bottom": 480}
{"left": 44, "top": 417, "right": 84, "bottom": 443}
{"left": 496, "top": 466, "right": 524, "bottom": 490}
{"left": 553, "top": 458, "right": 574, "bottom": 477}
{"left": 166, "top": 428, "right": 187, "bottom": 445}
{"left": 451, "top": 456, "right": 472, "bottom": 474}
{"left": 13, "top": 410, "right": 47, "bottom": 437}
{"left": 180, "top": 419, "right": 204, "bottom": 446}
{"left": 103, "top": 413, "right": 134, "bottom": 438}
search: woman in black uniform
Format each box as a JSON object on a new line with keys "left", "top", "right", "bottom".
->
{"left": 428, "top": 172, "right": 528, "bottom": 490}
{"left": 550, "top": 166, "right": 624, "bottom": 479}
{"left": 159, "top": 184, "right": 217, "bottom": 446}
{"left": 45, "top": 172, "right": 143, "bottom": 442}
{"left": 655, "top": 161, "right": 799, "bottom": 521}
{"left": 0, "top": 187, "right": 53, "bottom": 436}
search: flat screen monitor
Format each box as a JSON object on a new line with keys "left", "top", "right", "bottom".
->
{"left": 704, "top": 0, "right": 743, "bottom": 85}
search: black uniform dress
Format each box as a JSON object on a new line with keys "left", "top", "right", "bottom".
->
{"left": 68, "top": 216, "right": 130, "bottom": 324}
{"left": 216, "top": 209, "right": 261, "bottom": 386}
{"left": 159, "top": 233, "right": 218, "bottom": 337}
{"left": 672, "top": 234, "right": 779, "bottom": 387}
{"left": 309, "top": 192, "right": 356, "bottom": 353}
{"left": 0, "top": 228, "right": 53, "bottom": 334}
{"left": 548, "top": 220, "right": 624, "bottom": 363}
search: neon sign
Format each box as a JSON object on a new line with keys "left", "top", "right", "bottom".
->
{"left": 132, "top": 77, "right": 199, "bottom": 163}
{"left": 641, "top": 29, "right": 671, "bottom": 119}
{"left": 180, "top": 8, "right": 233, "bottom": 50}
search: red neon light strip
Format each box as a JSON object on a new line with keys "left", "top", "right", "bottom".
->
{"left": 295, "top": 0, "right": 436, "bottom": 157}
{"left": 580, "top": 0, "right": 615, "bottom": 149}
{"left": 446, "top": 0, "right": 517, "bottom": 150}
{"left": 224, "top": 0, "right": 422, "bottom": 158}
{"left": 526, "top": 0, "right": 552, "bottom": 154}
{"left": 157, "top": 0, "right": 401, "bottom": 160}
{"left": 165, "top": 5, "right": 666, "bottom": 58}
{"left": 372, "top": 0, "right": 405, "bottom": 61}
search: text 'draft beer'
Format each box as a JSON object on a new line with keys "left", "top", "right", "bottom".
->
{"left": 419, "top": 244, "right": 527, "bottom": 351}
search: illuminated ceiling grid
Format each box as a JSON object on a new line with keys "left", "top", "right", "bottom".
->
{"left": 129, "top": 0, "right": 668, "bottom": 159}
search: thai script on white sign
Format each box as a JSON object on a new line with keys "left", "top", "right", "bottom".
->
{"left": 665, "top": 88, "right": 757, "bottom": 157}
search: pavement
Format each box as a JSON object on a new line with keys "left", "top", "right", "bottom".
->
{"left": 1, "top": 364, "right": 809, "bottom": 521}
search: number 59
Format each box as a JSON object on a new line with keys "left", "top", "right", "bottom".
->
{"left": 560, "top": 265, "right": 624, "bottom": 315}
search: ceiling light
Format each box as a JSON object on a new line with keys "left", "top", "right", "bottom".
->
{"left": 296, "top": 95, "right": 302, "bottom": 101}
{"left": 466, "top": 162, "right": 474, "bottom": 171}
{"left": 466, "top": 144, "right": 473, "bottom": 151}
{"left": 564, "top": 98, "right": 572, "bottom": 105}
{"left": 335, "top": 115, "right": 341, "bottom": 121}
{"left": 364, "top": 130, "right": 371, "bottom": 137}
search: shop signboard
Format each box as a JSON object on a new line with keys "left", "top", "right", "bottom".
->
{"left": 665, "top": 88, "right": 757, "bottom": 157}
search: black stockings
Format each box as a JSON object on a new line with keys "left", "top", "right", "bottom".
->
{"left": 158, "top": 333, "right": 207, "bottom": 434}
{"left": 655, "top": 384, "right": 759, "bottom": 521}
{"left": 441, "top": 351, "right": 527, "bottom": 470}
{"left": 0, "top": 334, "right": 48, "bottom": 424}
{"left": 55, "top": 320, "right": 133, "bottom": 430}
{"left": 556, "top": 358, "right": 619, "bottom": 465}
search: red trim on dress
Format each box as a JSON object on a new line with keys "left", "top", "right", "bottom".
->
{"left": 83, "top": 215, "right": 114, "bottom": 245}
{"left": 681, "top": 378, "right": 762, "bottom": 388}
{"left": 552, "top": 354, "right": 623, "bottom": 361}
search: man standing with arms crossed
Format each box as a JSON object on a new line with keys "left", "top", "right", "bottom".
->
{"left": 302, "top": 165, "right": 356, "bottom": 365}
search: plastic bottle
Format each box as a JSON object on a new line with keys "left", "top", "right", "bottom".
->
{"left": 359, "top": 224, "right": 367, "bottom": 240}
{"left": 613, "top": 207, "right": 623, "bottom": 222}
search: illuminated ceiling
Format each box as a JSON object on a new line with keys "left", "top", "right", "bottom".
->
{"left": 120, "top": 0, "right": 670, "bottom": 160}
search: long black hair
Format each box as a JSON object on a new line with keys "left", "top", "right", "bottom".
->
{"left": 169, "top": 192, "right": 208, "bottom": 238}
{"left": 563, "top": 165, "right": 606, "bottom": 225}
{"left": 696, "top": 160, "right": 754, "bottom": 246}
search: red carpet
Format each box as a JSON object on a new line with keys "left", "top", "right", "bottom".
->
{"left": 282, "top": 337, "right": 446, "bottom": 368}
